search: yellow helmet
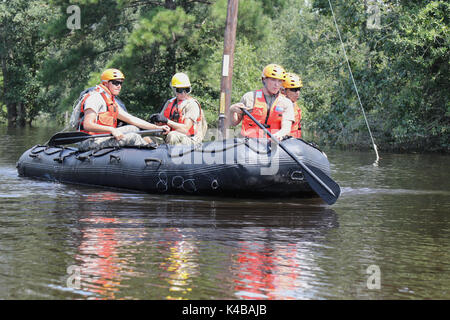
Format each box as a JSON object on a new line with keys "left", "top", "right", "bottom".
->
{"left": 262, "top": 64, "right": 286, "bottom": 80}
{"left": 171, "top": 72, "right": 191, "bottom": 88}
{"left": 101, "top": 68, "right": 125, "bottom": 82}
{"left": 282, "top": 72, "right": 303, "bottom": 89}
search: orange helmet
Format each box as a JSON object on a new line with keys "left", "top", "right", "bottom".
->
{"left": 282, "top": 72, "right": 303, "bottom": 89}
{"left": 101, "top": 68, "right": 125, "bottom": 82}
{"left": 262, "top": 64, "right": 286, "bottom": 80}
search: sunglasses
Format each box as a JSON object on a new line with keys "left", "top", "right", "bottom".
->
{"left": 110, "top": 80, "right": 123, "bottom": 86}
{"left": 175, "top": 87, "right": 191, "bottom": 94}
{"left": 288, "top": 87, "right": 301, "bottom": 92}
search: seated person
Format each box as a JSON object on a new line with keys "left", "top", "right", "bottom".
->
{"left": 281, "top": 72, "right": 303, "bottom": 138}
{"left": 150, "top": 72, "right": 207, "bottom": 145}
{"left": 74, "top": 68, "right": 169, "bottom": 151}
{"left": 228, "top": 64, "right": 294, "bottom": 140}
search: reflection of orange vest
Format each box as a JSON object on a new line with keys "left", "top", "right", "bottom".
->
{"left": 241, "top": 90, "right": 283, "bottom": 138}
{"left": 290, "top": 102, "right": 302, "bottom": 138}
{"left": 80, "top": 84, "right": 119, "bottom": 135}
{"left": 163, "top": 97, "right": 202, "bottom": 136}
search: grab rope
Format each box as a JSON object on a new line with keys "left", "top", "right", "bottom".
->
{"left": 327, "top": 0, "right": 380, "bottom": 166}
{"left": 168, "top": 138, "right": 272, "bottom": 158}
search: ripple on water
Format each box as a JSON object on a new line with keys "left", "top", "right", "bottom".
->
{"left": 340, "top": 187, "right": 450, "bottom": 196}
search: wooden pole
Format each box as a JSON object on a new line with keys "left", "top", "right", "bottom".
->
{"left": 218, "top": 0, "right": 238, "bottom": 139}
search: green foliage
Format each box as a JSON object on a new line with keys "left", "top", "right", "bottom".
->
{"left": 124, "top": 7, "right": 194, "bottom": 55}
{"left": 381, "top": 1, "right": 450, "bottom": 150}
{"left": 0, "top": 0, "right": 58, "bottom": 125}
{"left": 276, "top": 0, "right": 449, "bottom": 152}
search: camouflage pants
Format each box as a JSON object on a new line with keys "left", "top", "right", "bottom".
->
{"left": 161, "top": 131, "right": 199, "bottom": 145}
{"left": 78, "top": 125, "right": 151, "bottom": 151}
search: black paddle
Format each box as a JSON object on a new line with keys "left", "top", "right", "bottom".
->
{"left": 47, "top": 129, "right": 164, "bottom": 146}
{"left": 241, "top": 108, "right": 341, "bottom": 205}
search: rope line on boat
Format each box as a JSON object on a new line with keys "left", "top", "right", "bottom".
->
{"left": 168, "top": 138, "right": 272, "bottom": 158}
{"left": 54, "top": 150, "right": 78, "bottom": 163}
{"left": 37, "top": 138, "right": 314, "bottom": 162}
{"left": 31, "top": 139, "right": 323, "bottom": 174}
{"left": 30, "top": 145, "right": 78, "bottom": 162}
{"left": 327, "top": 0, "right": 380, "bottom": 166}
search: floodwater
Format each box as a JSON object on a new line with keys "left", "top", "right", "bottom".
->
{"left": 0, "top": 125, "right": 449, "bottom": 300}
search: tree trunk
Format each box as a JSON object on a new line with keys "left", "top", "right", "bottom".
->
{"left": 165, "top": 0, "right": 177, "bottom": 75}
{"left": 17, "top": 102, "right": 26, "bottom": 127}
{"left": 164, "top": 0, "right": 176, "bottom": 10}
{"left": 6, "top": 102, "right": 17, "bottom": 127}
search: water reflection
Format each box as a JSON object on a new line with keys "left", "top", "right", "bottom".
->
{"left": 77, "top": 215, "right": 123, "bottom": 299}
{"left": 72, "top": 192, "right": 145, "bottom": 299}
{"left": 158, "top": 228, "right": 199, "bottom": 300}
{"left": 230, "top": 208, "right": 338, "bottom": 300}
{"left": 63, "top": 190, "right": 338, "bottom": 300}
{"left": 233, "top": 242, "right": 300, "bottom": 299}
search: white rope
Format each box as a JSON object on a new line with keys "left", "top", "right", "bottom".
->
{"left": 327, "top": 0, "right": 380, "bottom": 166}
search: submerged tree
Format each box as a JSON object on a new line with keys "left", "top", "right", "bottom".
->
{"left": 0, "top": 0, "right": 57, "bottom": 127}
{"left": 277, "top": 0, "right": 449, "bottom": 151}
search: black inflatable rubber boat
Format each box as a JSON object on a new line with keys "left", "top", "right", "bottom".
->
{"left": 16, "top": 138, "right": 335, "bottom": 199}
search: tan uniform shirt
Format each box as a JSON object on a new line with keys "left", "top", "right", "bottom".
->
{"left": 83, "top": 92, "right": 109, "bottom": 114}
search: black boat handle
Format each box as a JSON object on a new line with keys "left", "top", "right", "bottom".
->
{"left": 144, "top": 158, "right": 163, "bottom": 166}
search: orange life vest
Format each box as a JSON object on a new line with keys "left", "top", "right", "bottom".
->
{"left": 163, "top": 97, "right": 202, "bottom": 137}
{"left": 241, "top": 90, "right": 284, "bottom": 138}
{"left": 290, "top": 102, "right": 302, "bottom": 138}
{"left": 80, "top": 84, "right": 119, "bottom": 135}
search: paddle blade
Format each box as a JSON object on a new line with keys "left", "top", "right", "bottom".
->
{"left": 47, "top": 131, "right": 92, "bottom": 146}
{"left": 303, "top": 163, "right": 341, "bottom": 205}
{"left": 240, "top": 108, "right": 341, "bottom": 204}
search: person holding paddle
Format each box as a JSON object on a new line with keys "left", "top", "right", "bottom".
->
{"left": 228, "top": 64, "right": 294, "bottom": 140}
{"left": 75, "top": 68, "right": 170, "bottom": 151}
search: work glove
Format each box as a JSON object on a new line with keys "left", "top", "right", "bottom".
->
{"left": 149, "top": 113, "right": 168, "bottom": 124}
